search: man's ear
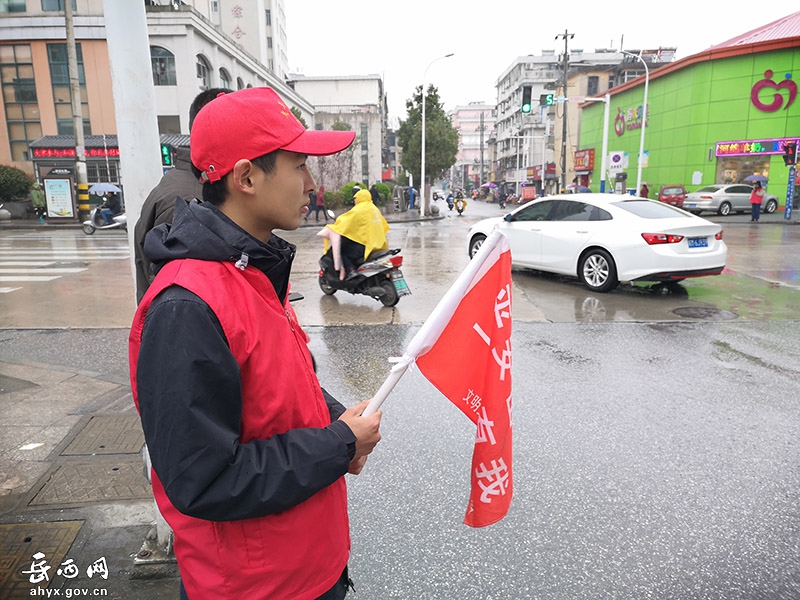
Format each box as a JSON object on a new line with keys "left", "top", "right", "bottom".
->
{"left": 230, "top": 159, "right": 256, "bottom": 194}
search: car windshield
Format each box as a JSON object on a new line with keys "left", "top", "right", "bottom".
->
{"left": 612, "top": 200, "right": 691, "bottom": 219}
{"left": 662, "top": 187, "right": 683, "bottom": 195}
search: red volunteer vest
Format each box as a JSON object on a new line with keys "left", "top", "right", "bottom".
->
{"left": 129, "top": 259, "right": 350, "bottom": 600}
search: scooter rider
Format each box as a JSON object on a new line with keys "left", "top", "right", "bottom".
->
{"left": 100, "top": 192, "right": 122, "bottom": 225}
{"left": 318, "top": 189, "right": 389, "bottom": 280}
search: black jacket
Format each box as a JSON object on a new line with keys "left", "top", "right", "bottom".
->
{"left": 136, "top": 199, "right": 355, "bottom": 521}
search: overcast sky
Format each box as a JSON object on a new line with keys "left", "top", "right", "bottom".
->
{"left": 285, "top": 3, "right": 795, "bottom": 126}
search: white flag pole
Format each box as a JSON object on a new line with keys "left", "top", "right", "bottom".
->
{"left": 362, "top": 230, "right": 508, "bottom": 417}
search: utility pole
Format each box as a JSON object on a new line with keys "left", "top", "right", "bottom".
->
{"left": 64, "top": 0, "right": 88, "bottom": 221}
{"left": 479, "top": 111, "right": 485, "bottom": 186}
{"left": 556, "top": 29, "right": 574, "bottom": 193}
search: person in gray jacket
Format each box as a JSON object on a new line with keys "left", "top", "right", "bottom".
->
{"left": 134, "top": 88, "right": 231, "bottom": 303}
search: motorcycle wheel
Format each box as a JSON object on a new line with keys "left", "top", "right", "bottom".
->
{"left": 318, "top": 275, "right": 336, "bottom": 295}
{"left": 82, "top": 223, "right": 96, "bottom": 235}
{"left": 379, "top": 279, "right": 399, "bottom": 307}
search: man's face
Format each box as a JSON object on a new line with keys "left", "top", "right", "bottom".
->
{"left": 252, "top": 151, "right": 315, "bottom": 233}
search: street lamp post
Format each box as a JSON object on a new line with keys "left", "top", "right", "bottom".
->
{"left": 620, "top": 50, "right": 649, "bottom": 195}
{"left": 421, "top": 53, "right": 454, "bottom": 216}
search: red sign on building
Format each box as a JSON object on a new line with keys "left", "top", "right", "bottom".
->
{"left": 574, "top": 149, "right": 595, "bottom": 171}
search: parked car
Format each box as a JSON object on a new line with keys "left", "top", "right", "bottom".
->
{"left": 683, "top": 184, "right": 779, "bottom": 216}
{"left": 657, "top": 185, "right": 687, "bottom": 208}
{"left": 467, "top": 194, "right": 727, "bottom": 293}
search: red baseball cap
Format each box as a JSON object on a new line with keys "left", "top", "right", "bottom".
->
{"left": 191, "top": 87, "right": 356, "bottom": 183}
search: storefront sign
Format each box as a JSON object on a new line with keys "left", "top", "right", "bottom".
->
{"left": 715, "top": 137, "right": 799, "bottom": 157}
{"left": 574, "top": 149, "right": 595, "bottom": 171}
{"left": 32, "top": 147, "right": 120, "bottom": 159}
{"left": 751, "top": 70, "right": 797, "bottom": 113}
{"left": 614, "top": 105, "right": 649, "bottom": 137}
{"left": 531, "top": 162, "right": 557, "bottom": 180}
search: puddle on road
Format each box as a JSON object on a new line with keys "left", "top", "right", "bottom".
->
{"left": 634, "top": 273, "right": 800, "bottom": 321}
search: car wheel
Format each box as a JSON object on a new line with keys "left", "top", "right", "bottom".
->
{"left": 579, "top": 249, "right": 619, "bottom": 293}
{"left": 764, "top": 199, "right": 777, "bottom": 214}
{"left": 379, "top": 279, "right": 399, "bottom": 307}
{"left": 469, "top": 234, "right": 486, "bottom": 258}
{"left": 718, "top": 202, "right": 732, "bottom": 216}
{"left": 318, "top": 275, "right": 336, "bottom": 295}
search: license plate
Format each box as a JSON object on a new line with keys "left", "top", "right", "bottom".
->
{"left": 391, "top": 270, "right": 412, "bottom": 296}
{"left": 688, "top": 237, "right": 708, "bottom": 248}
{"left": 686, "top": 203, "right": 696, "bottom": 208}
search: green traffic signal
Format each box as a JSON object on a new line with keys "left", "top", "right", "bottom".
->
{"left": 521, "top": 102, "right": 532, "bottom": 114}
{"left": 160, "top": 144, "right": 173, "bottom": 166}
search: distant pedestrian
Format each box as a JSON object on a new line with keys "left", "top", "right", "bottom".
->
{"left": 308, "top": 187, "right": 329, "bottom": 222}
{"left": 30, "top": 182, "right": 46, "bottom": 222}
{"left": 749, "top": 181, "right": 765, "bottom": 222}
{"left": 639, "top": 184, "right": 649, "bottom": 198}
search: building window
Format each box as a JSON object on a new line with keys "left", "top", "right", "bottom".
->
{"left": 151, "top": 46, "right": 176, "bottom": 86}
{"left": 236, "top": 77, "right": 244, "bottom": 90}
{"left": 86, "top": 160, "right": 120, "bottom": 185}
{"left": 587, "top": 76, "right": 599, "bottom": 97}
{"left": 46, "top": 43, "right": 90, "bottom": 136}
{"left": 196, "top": 55, "right": 211, "bottom": 90}
{"left": 219, "top": 68, "right": 230, "bottom": 90}
{"left": 267, "top": 36, "right": 273, "bottom": 49}
{"left": 1, "top": 0, "right": 26, "bottom": 12}
{"left": 41, "top": 0, "right": 76, "bottom": 9}
{"left": 265, "top": 9, "right": 271, "bottom": 25}
{"left": 1, "top": 44, "right": 42, "bottom": 161}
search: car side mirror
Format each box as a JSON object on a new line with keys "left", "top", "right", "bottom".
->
{"left": 504, "top": 213, "right": 513, "bottom": 222}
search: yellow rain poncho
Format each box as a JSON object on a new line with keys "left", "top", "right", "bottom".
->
{"left": 324, "top": 189, "right": 389, "bottom": 260}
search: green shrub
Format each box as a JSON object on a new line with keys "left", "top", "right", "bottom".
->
{"left": 0, "top": 165, "right": 32, "bottom": 202}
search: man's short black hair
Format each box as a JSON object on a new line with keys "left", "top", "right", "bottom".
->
{"left": 189, "top": 88, "right": 233, "bottom": 131}
{"left": 202, "top": 151, "right": 279, "bottom": 206}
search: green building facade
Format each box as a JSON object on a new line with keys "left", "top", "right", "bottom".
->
{"left": 579, "top": 40, "right": 800, "bottom": 206}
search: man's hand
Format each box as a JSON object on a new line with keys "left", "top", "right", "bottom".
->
{"left": 337, "top": 399, "right": 381, "bottom": 463}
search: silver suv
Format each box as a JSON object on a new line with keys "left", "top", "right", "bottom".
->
{"left": 684, "top": 184, "right": 779, "bottom": 216}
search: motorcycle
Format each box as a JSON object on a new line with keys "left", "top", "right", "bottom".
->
{"left": 82, "top": 206, "right": 127, "bottom": 235}
{"left": 318, "top": 247, "right": 411, "bottom": 307}
{"left": 454, "top": 196, "right": 467, "bottom": 216}
{"left": 446, "top": 194, "right": 454, "bottom": 211}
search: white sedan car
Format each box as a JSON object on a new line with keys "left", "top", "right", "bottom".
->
{"left": 467, "top": 194, "right": 727, "bottom": 293}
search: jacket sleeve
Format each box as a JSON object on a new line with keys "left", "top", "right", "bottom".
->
{"left": 136, "top": 287, "right": 356, "bottom": 522}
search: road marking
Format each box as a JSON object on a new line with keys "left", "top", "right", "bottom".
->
{"left": 0, "top": 287, "right": 22, "bottom": 293}
{"left": 0, "top": 276, "right": 60, "bottom": 282}
{"left": 0, "top": 261, "right": 56, "bottom": 266}
{"left": 0, "top": 268, "right": 86, "bottom": 274}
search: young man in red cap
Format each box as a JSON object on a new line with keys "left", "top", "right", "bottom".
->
{"left": 129, "top": 87, "right": 382, "bottom": 600}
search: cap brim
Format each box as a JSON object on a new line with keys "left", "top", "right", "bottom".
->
{"left": 281, "top": 130, "right": 356, "bottom": 157}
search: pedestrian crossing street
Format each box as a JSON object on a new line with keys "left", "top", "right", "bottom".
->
{"left": 0, "top": 232, "right": 130, "bottom": 294}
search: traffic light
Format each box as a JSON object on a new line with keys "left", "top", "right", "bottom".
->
{"left": 783, "top": 141, "right": 797, "bottom": 166}
{"left": 521, "top": 86, "right": 532, "bottom": 113}
{"left": 539, "top": 93, "right": 555, "bottom": 106}
{"left": 160, "top": 144, "right": 173, "bottom": 167}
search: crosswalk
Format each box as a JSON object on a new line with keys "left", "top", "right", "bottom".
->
{"left": 0, "top": 232, "right": 129, "bottom": 294}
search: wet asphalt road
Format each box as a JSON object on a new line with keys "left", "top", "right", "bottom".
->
{"left": 2, "top": 318, "right": 798, "bottom": 599}
{"left": 1, "top": 211, "right": 799, "bottom": 598}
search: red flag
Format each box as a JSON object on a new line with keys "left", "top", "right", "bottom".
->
{"left": 414, "top": 232, "right": 512, "bottom": 527}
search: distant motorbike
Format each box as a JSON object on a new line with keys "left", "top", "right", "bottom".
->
{"left": 82, "top": 206, "right": 127, "bottom": 235}
{"left": 455, "top": 196, "right": 467, "bottom": 216}
{"left": 318, "top": 247, "right": 411, "bottom": 307}
{"left": 446, "top": 194, "right": 454, "bottom": 211}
